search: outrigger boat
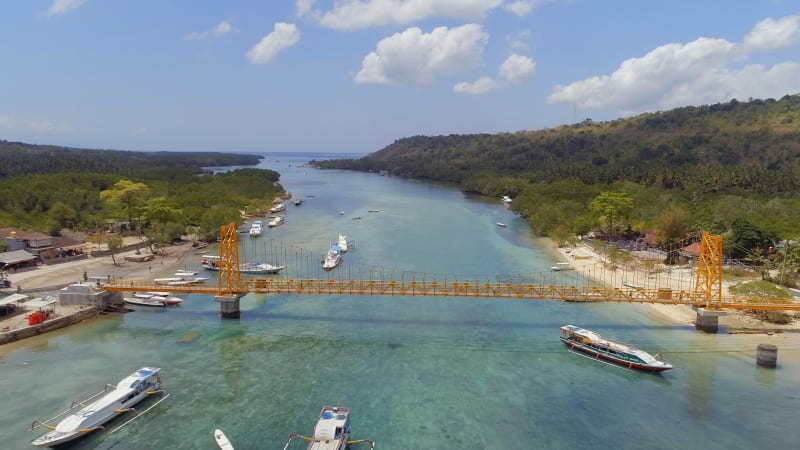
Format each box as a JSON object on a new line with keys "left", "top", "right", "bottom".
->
{"left": 283, "top": 405, "right": 374, "bottom": 450}
{"left": 559, "top": 325, "right": 672, "bottom": 372}
{"left": 30, "top": 367, "right": 168, "bottom": 447}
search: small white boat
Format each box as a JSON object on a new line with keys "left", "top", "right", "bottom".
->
{"left": 215, "top": 429, "right": 235, "bottom": 450}
{"left": 30, "top": 367, "right": 165, "bottom": 447}
{"left": 124, "top": 297, "right": 167, "bottom": 307}
{"left": 293, "top": 199, "right": 303, "bottom": 206}
{"left": 270, "top": 203, "right": 286, "bottom": 213}
{"left": 268, "top": 216, "right": 285, "bottom": 227}
{"left": 551, "top": 262, "right": 574, "bottom": 271}
{"left": 323, "top": 245, "right": 343, "bottom": 270}
{"left": 496, "top": 222, "right": 507, "bottom": 227}
{"left": 283, "top": 405, "right": 374, "bottom": 450}
{"left": 337, "top": 234, "right": 349, "bottom": 252}
{"left": 133, "top": 292, "right": 184, "bottom": 306}
{"left": 201, "top": 255, "right": 286, "bottom": 274}
{"left": 249, "top": 221, "right": 264, "bottom": 237}
{"left": 501, "top": 195, "right": 512, "bottom": 203}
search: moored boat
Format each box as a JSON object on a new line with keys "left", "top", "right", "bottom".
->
{"left": 133, "top": 292, "right": 184, "bottom": 306}
{"left": 30, "top": 367, "right": 166, "bottom": 447}
{"left": 249, "top": 221, "right": 264, "bottom": 237}
{"left": 283, "top": 405, "right": 374, "bottom": 450}
{"left": 268, "top": 216, "right": 285, "bottom": 227}
{"left": 496, "top": 222, "right": 507, "bottom": 227}
{"left": 322, "top": 245, "right": 343, "bottom": 270}
{"left": 201, "top": 255, "right": 286, "bottom": 274}
{"left": 124, "top": 296, "right": 167, "bottom": 307}
{"left": 215, "top": 429, "right": 235, "bottom": 450}
{"left": 551, "top": 262, "right": 574, "bottom": 271}
{"left": 337, "top": 234, "right": 348, "bottom": 252}
{"left": 559, "top": 325, "right": 672, "bottom": 372}
{"left": 293, "top": 199, "right": 303, "bottom": 206}
{"left": 270, "top": 203, "right": 286, "bottom": 213}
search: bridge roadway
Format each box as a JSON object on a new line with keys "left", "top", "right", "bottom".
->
{"left": 103, "top": 277, "right": 800, "bottom": 312}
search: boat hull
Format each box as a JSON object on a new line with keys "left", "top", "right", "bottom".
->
{"left": 560, "top": 338, "right": 671, "bottom": 372}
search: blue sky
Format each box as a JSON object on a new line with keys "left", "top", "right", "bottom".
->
{"left": 1, "top": 1, "right": 799, "bottom": 153}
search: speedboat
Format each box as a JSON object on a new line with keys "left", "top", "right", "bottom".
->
{"left": 31, "top": 367, "right": 165, "bottom": 447}
{"left": 124, "top": 296, "right": 167, "bottom": 307}
{"left": 496, "top": 222, "right": 507, "bottom": 227}
{"left": 337, "top": 234, "right": 348, "bottom": 252}
{"left": 322, "top": 245, "right": 343, "bottom": 270}
{"left": 268, "top": 216, "right": 285, "bottom": 227}
{"left": 501, "top": 195, "right": 512, "bottom": 203}
{"left": 134, "top": 292, "right": 184, "bottom": 306}
{"left": 283, "top": 405, "right": 374, "bottom": 450}
{"left": 293, "top": 199, "right": 303, "bottom": 206}
{"left": 270, "top": 203, "right": 286, "bottom": 213}
{"left": 249, "top": 221, "right": 264, "bottom": 237}
{"left": 551, "top": 262, "right": 574, "bottom": 271}
{"left": 559, "top": 325, "right": 672, "bottom": 372}
{"left": 201, "top": 255, "right": 285, "bottom": 274}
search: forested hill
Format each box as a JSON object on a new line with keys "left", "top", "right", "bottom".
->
{"left": 318, "top": 95, "right": 800, "bottom": 196}
{"left": 0, "top": 140, "right": 262, "bottom": 179}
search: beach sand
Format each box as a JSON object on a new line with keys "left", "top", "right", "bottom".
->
{"left": 549, "top": 240, "right": 799, "bottom": 333}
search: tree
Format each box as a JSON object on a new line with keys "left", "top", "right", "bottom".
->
{"left": 727, "top": 219, "right": 779, "bottom": 259}
{"left": 590, "top": 191, "right": 634, "bottom": 237}
{"left": 107, "top": 235, "right": 123, "bottom": 266}
{"left": 48, "top": 201, "right": 77, "bottom": 230}
{"left": 99, "top": 180, "right": 150, "bottom": 224}
{"left": 655, "top": 206, "right": 689, "bottom": 264}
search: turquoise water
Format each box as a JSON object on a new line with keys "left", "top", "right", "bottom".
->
{"left": 2, "top": 153, "right": 799, "bottom": 449}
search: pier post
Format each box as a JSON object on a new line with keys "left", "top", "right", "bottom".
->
{"left": 215, "top": 294, "right": 243, "bottom": 319}
{"left": 693, "top": 307, "right": 726, "bottom": 333}
{"left": 756, "top": 344, "right": 778, "bottom": 368}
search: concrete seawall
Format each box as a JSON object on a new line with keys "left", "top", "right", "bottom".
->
{"left": 0, "top": 307, "right": 98, "bottom": 345}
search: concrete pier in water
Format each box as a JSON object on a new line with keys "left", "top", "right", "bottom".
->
{"left": 215, "top": 294, "right": 243, "bottom": 319}
{"left": 693, "top": 307, "right": 726, "bottom": 333}
{"left": 756, "top": 343, "right": 778, "bottom": 368}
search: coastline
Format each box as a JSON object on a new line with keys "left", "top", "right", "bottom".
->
{"left": 547, "top": 238, "right": 799, "bottom": 333}
{"left": 1, "top": 238, "right": 206, "bottom": 350}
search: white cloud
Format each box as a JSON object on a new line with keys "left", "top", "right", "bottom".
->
{"left": 295, "top": 0, "right": 316, "bottom": 17}
{"left": 499, "top": 53, "right": 536, "bottom": 84}
{"left": 744, "top": 14, "right": 800, "bottom": 50}
{"left": 453, "top": 76, "right": 499, "bottom": 94}
{"left": 305, "top": 0, "right": 503, "bottom": 31}
{"left": 41, "top": 0, "right": 87, "bottom": 17}
{"left": 185, "top": 19, "right": 233, "bottom": 40}
{"left": 506, "top": 30, "right": 531, "bottom": 51}
{"left": 454, "top": 53, "right": 535, "bottom": 95}
{"left": 548, "top": 14, "right": 800, "bottom": 112}
{"left": 355, "top": 24, "right": 489, "bottom": 86}
{"left": 246, "top": 23, "right": 301, "bottom": 64}
{"left": 503, "top": 1, "right": 534, "bottom": 17}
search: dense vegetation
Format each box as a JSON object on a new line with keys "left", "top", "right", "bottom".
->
{"left": 0, "top": 140, "right": 261, "bottom": 178}
{"left": 0, "top": 142, "right": 281, "bottom": 248}
{"left": 318, "top": 95, "right": 800, "bottom": 283}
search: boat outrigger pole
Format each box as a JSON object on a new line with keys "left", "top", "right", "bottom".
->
{"left": 283, "top": 434, "right": 375, "bottom": 449}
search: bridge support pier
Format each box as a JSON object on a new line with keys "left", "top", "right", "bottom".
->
{"left": 693, "top": 307, "right": 726, "bottom": 333}
{"left": 215, "top": 294, "right": 243, "bottom": 319}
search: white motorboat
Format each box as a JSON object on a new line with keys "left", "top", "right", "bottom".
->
{"left": 337, "top": 234, "right": 349, "bottom": 252}
{"left": 133, "top": 292, "right": 184, "bottom": 306}
{"left": 270, "top": 203, "right": 286, "bottom": 213}
{"left": 249, "top": 221, "right": 264, "bottom": 237}
{"left": 215, "top": 429, "right": 235, "bottom": 450}
{"left": 551, "top": 262, "right": 574, "bottom": 271}
{"left": 124, "top": 296, "right": 167, "bottom": 307}
{"left": 201, "top": 255, "right": 286, "bottom": 274}
{"left": 322, "top": 245, "right": 343, "bottom": 270}
{"left": 268, "top": 216, "right": 285, "bottom": 227}
{"left": 31, "top": 367, "right": 165, "bottom": 447}
{"left": 283, "top": 405, "right": 374, "bottom": 450}
{"left": 501, "top": 195, "right": 512, "bottom": 203}
{"left": 496, "top": 222, "right": 507, "bottom": 227}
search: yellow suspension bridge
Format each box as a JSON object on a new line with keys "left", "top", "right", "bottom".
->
{"left": 103, "top": 224, "right": 800, "bottom": 328}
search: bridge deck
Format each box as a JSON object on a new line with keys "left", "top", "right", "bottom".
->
{"left": 103, "top": 278, "right": 800, "bottom": 312}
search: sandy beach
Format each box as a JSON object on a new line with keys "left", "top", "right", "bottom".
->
{"left": 548, "top": 239, "right": 800, "bottom": 334}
